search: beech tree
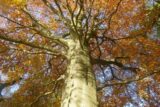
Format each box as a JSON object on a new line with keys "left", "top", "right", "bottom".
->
{"left": 0, "top": 0, "right": 160, "bottom": 107}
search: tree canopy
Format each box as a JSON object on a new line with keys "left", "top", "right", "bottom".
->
{"left": 0, "top": 0, "right": 160, "bottom": 107}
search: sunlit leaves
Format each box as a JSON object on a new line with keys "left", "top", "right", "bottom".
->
{"left": 0, "top": 0, "right": 26, "bottom": 6}
{"left": 0, "top": 0, "right": 160, "bottom": 107}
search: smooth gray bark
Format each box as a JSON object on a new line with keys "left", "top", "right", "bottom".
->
{"left": 61, "top": 39, "right": 98, "bottom": 107}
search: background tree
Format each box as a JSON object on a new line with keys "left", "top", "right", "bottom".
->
{"left": 0, "top": 0, "right": 160, "bottom": 107}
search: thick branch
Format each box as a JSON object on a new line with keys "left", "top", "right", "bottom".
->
{"left": 0, "top": 34, "right": 62, "bottom": 56}
{"left": 21, "top": 8, "right": 68, "bottom": 48}
{"left": 92, "top": 58, "right": 138, "bottom": 71}
{"left": 10, "top": 47, "right": 54, "bottom": 55}
{"left": 0, "top": 13, "right": 68, "bottom": 49}
{"left": 97, "top": 70, "right": 160, "bottom": 91}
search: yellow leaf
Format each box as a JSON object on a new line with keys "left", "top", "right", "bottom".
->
{"left": 0, "top": 0, "right": 26, "bottom": 6}
{"left": 11, "top": 0, "right": 26, "bottom": 5}
{"left": 139, "top": 90, "right": 149, "bottom": 100}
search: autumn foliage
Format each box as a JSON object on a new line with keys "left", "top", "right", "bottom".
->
{"left": 0, "top": 0, "right": 160, "bottom": 107}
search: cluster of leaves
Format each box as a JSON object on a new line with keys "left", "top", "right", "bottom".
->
{"left": 0, "top": 0, "right": 160, "bottom": 107}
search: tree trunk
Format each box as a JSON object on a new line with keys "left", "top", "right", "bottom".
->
{"left": 61, "top": 39, "right": 98, "bottom": 107}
